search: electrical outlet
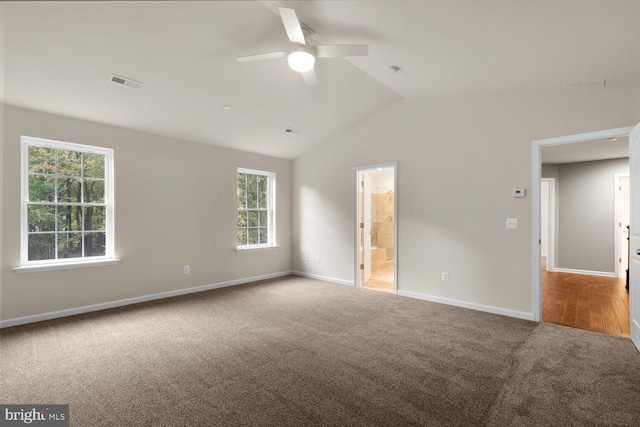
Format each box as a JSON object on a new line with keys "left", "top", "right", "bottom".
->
{"left": 441, "top": 272, "right": 449, "bottom": 281}
{"left": 304, "top": 255, "right": 309, "bottom": 262}
{"left": 316, "top": 257, "right": 321, "bottom": 264}
{"left": 506, "top": 218, "right": 518, "bottom": 229}
{"left": 183, "top": 265, "right": 190, "bottom": 274}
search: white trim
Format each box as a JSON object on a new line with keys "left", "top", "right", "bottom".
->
{"left": 20, "top": 136, "right": 116, "bottom": 265}
{"left": 552, "top": 268, "right": 617, "bottom": 278}
{"left": 236, "top": 168, "right": 276, "bottom": 249}
{"left": 354, "top": 162, "right": 398, "bottom": 294}
{"left": 397, "top": 290, "right": 534, "bottom": 321}
{"left": 541, "top": 178, "right": 555, "bottom": 271}
{"left": 532, "top": 126, "right": 634, "bottom": 323}
{"left": 235, "top": 244, "right": 280, "bottom": 252}
{"left": 614, "top": 173, "right": 630, "bottom": 278}
{"left": 0, "top": 271, "right": 292, "bottom": 329}
{"left": 13, "top": 258, "right": 120, "bottom": 274}
{"left": 292, "top": 271, "right": 354, "bottom": 286}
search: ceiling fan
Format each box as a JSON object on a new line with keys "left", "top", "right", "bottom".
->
{"left": 236, "top": 7, "right": 369, "bottom": 86}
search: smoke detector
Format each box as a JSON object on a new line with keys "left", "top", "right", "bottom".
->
{"left": 108, "top": 73, "right": 143, "bottom": 89}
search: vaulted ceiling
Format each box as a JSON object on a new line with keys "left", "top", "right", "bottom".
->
{"left": 3, "top": 1, "right": 640, "bottom": 159}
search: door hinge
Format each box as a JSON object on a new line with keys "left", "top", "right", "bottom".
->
{"left": 360, "top": 223, "right": 364, "bottom": 228}
{"left": 360, "top": 264, "right": 364, "bottom": 269}
{"left": 619, "top": 258, "right": 622, "bottom": 263}
{"left": 538, "top": 239, "right": 541, "bottom": 245}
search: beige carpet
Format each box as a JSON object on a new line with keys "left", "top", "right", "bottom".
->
{"left": 1, "top": 275, "right": 639, "bottom": 426}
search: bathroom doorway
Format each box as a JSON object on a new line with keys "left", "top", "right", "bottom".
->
{"left": 355, "top": 163, "right": 397, "bottom": 293}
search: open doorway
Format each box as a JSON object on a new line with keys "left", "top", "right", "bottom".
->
{"left": 533, "top": 127, "right": 634, "bottom": 337}
{"left": 355, "top": 163, "right": 397, "bottom": 293}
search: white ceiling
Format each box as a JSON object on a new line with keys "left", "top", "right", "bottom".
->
{"left": 3, "top": 1, "right": 640, "bottom": 159}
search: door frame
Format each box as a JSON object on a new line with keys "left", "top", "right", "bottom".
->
{"left": 354, "top": 162, "right": 398, "bottom": 294}
{"left": 614, "top": 173, "right": 630, "bottom": 278}
{"left": 541, "top": 178, "right": 556, "bottom": 272}
{"left": 531, "top": 126, "right": 634, "bottom": 322}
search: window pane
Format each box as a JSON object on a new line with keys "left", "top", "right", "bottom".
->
{"left": 258, "top": 211, "right": 268, "bottom": 227}
{"left": 58, "top": 205, "right": 83, "bottom": 231}
{"left": 247, "top": 191, "right": 257, "bottom": 208}
{"left": 84, "top": 232, "right": 106, "bottom": 257}
{"left": 83, "top": 153, "right": 105, "bottom": 179}
{"left": 84, "top": 179, "right": 105, "bottom": 203}
{"left": 247, "top": 175, "right": 258, "bottom": 194}
{"left": 237, "top": 188, "right": 247, "bottom": 209}
{"left": 28, "top": 205, "right": 56, "bottom": 232}
{"left": 58, "top": 150, "right": 82, "bottom": 177}
{"left": 84, "top": 206, "right": 106, "bottom": 231}
{"left": 257, "top": 175, "right": 267, "bottom": 192}
{"left": 28, "top": 233, "right": 55, "bottom": 260}
{"left": 248, "top": 211, "right": 259, "bottom": 227}
{"left": 29, "top": 176, "right": 55, "bottom": 202}
{"left": 258, "top": 191, "right": 267, "bottom": 209}
{"left": 259, "top": 227, "right": 268, "bottom": 244}
{"left": 248, "top": 228, "right": 259, "bottom": 245}
{"left": 57, "top": 177, "right": 82, "bottom": 203}
{"left": 28, "top": 146, "right": 56, "bottom": 175}
{"left": 237, "top": 173, "right": 247, "bottom": 190}
{"left": 237, "top": 211, "right": 247, "bottom": 228}
{"left": 237, "top": 228, "right": 247, "bottom": 246}
{"left": 58, "top": 232, "right": 83, "bottom": 258}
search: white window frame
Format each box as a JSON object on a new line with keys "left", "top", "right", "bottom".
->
{"left": 16, "top": 136, "right": 116, "bottom": 272}
{"left": 236, "top": 168, "right": 276, "bottom": 250}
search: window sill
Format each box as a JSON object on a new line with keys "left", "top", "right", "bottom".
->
{"left": 235, "top": 245, "right": 279, "bottom": 253}
{"left": 13, "top": 259, "right": 121, "bottom": 274}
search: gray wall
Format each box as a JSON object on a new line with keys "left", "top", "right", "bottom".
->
{"left": 1, "top": 106, "right": 292, "bottom": 321}
{"left": 541, "top": 164, "right": 560, "bottom": 267}
{"left": 556, "top": 158, "right": 629, "bottom": 272}
{"left": 292, "top": 87, "right": 640, "bottom": 316}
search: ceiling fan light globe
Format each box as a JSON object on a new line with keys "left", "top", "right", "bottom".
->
{"left": 287, "top": 51, "right": 315, "bottom": 72}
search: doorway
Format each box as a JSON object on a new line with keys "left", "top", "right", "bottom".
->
{"left": 355, "top": 163, "right": 397, "bottom": 293}
{"left": 532, "top": 127, "right": 635, "bottom": 330}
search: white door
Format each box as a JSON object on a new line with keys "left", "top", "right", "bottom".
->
{"left": 362, "top": 172, "right": 372, "bottom": 285}
{"left": 541, "top": 181, "right": 550, "bottom": 258}
{"left": 621, "top": 176, "right": 630, "bottom": 275}
{"left": 628, "top": 123, "right": 640, "bottom": 351}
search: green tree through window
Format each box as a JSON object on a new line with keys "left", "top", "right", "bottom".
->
{"left": 22, "top": 137, "right": 114, "bottom": 263}
{"left": 237, "top": 169, "right": 275, "bottom": 247}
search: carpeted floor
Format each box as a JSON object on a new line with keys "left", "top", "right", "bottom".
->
{"left": 1, "top": 275, "right": 639, "bottom": 426}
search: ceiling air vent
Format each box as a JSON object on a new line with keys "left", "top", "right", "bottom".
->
{"left": 284, "top": 127, "right": 301, "bottom": 134}
{"left": 108, "top": 73, "right": 142, "bottom": 89}
{"left": 564, "top": 79, "right": 605, "bottom": 89}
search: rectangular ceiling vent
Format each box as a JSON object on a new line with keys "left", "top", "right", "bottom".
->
{"left": 108, "top": 73, "right": 142, "bottom": 89}
{"left": 564, "top": 79, "right": 606, "bottom": 89}
{"left": 284, "top": 127, "right": 301, "bottom": 134}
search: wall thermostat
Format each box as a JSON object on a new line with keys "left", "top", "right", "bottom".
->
{"left": 512, "top": 188, "right": 525, "bottom": 198}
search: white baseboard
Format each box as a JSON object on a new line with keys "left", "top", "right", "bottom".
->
{"left": 397, "top": 290, "right": 534, "bottom": 321}
{"left": 291, "top": 271, "right": 354, "bottom": 287}
{"left": 552, "top": 268, "right": 616, "bottom": 278}
{"left": 0, "top": 271, "right": 293, "bottom": 329}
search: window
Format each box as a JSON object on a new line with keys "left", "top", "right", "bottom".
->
{"left": 236, "top": 168, "right": 275, "bottom": 249}
{"left": 20, "top": 136, "right": 115, "bottom": 266}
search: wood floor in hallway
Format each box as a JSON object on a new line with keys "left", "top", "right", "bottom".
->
{"left": 542, "top": 258, "right": 630, "bottom": 337}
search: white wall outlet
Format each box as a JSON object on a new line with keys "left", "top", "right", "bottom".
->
{"left": 316, "top": 257, "right": 321, "bottom": 264}
{"left": 304, "top": 254, "right": 309, "bottom": 262}
{"left": 512, "top": 188, "right": 525, "bottom": 198}
{"left": 183, "top": 265, "right": 190, "bottom": 274}
{"left": 441, "top": 272, "right": 449, "bottom": 281}
{"left": 506, "top": 218, "right": 518, "bottom": 229}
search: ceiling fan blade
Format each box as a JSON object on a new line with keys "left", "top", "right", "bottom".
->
{"left": 279, "top": 7, "right": 306, "bottom": 45}
{"left": 301, "top": 68, "right": 317, "bottom": 86}
{"left": 236, "top": 51, "right": 287, "bottom": 62}
{"left": 315, "top": 45, "right": 369, "bottom": 58}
